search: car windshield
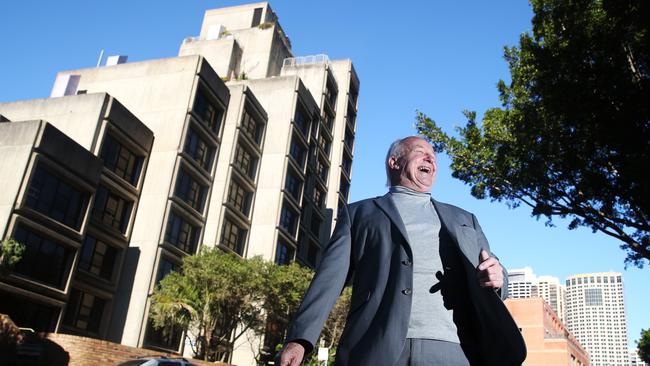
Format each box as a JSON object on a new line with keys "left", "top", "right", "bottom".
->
{"left": 115, "top": 360, "right": 148, "bottom": 366}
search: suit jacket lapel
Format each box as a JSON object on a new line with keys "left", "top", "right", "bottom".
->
{"left": 433, "top": 199, "right": 479, "bottom": 267}
{"left": 373, "top": 193, "right": 410, "bottom": 247}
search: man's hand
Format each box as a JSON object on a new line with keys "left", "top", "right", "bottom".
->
{"left": 277, "top": 341, "right": 306, "bottom": 366}
{"left": 477, "top": 249, "right": 504, "bottom": 289}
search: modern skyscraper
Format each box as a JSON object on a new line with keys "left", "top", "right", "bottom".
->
{"left": 508, "top": 268, "right": 567, "bottom": 324}
{"left": 629, "top": 348, "right": 648, "bottom": 366}
{"left": 0, "top": 2, "right": 358, "bottom": 365}
{"left": 565, "top": 272, "right": 630, "bottom": 366}
{"left": 508, "top": 267, "right": 537, "bottom": 298}
{"left": 532, "top": 275, "right": 567, "bottom": 323}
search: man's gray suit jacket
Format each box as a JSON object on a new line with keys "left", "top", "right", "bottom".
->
{"left": 285, "top": 193, "right": 526, "bottom": 366}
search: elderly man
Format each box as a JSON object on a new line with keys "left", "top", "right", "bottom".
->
{"left": 277, "top": 136, "right": 526, "bottom": 366}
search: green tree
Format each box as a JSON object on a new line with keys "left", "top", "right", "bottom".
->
{"left": 149, "top": 248, "right": 266, "bottom": 362}
{"left": 257, "top": 262, "right": 313, "bottom": 363}
{"left": 0, "top": 239, "right": 25, "bottom": 278}
{"left": 298, "top": 287, "right": 351, "bottom": 366}
{"left": 638, "top": 328, "right": 650, "bottom": 363}
{"left": 417, "top": 0, "right": 649, "bottom": 266}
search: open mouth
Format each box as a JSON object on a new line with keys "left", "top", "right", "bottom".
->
{"left": 418, "top": 166, "right": 431, "bottom": 173}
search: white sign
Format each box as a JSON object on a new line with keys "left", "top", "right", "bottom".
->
{"left": 317, "top": 347, "right": 329, "bottom": 361}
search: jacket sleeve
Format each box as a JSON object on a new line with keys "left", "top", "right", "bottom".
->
{"left": 472, "top": 213, "right": 509, "bottom": 300}
{"left": 284, "top": 204, "right": 353, "bottom": 351}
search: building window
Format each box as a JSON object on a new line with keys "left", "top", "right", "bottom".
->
{"left": 99, "top": 133, "right": 144, "bottom": 186}
{"left": 240, "top": 109, "right": 264, "bottom": 146}
{"left": 289, "top": 135, "right": 307, "bottom": 169}
{"left": 585, "top": 288, "right": 603, "bottom": 306}
{"left": 349, "top": 83, "right": 359, "bottom": 109}
{"left": 318, "top": 130, "right": 331, "bottom": 156}
{"left": 144, "top": 319, "right": 183, "bottom": 351}
{"left": 233, "top": 143, "right": 258, "bottom": 180}
{"left": 0, "top": 292, "right": 59, "bottom": 332}
{"left": 193, "top": 87, "right": 224, "bottom": 134}
{"left": 294, "top": 104, "right": 311, "bottom": 136}
{"left": 346, "top": 104, "right": 356, "bottom": 129}
{"left": 284, "top": 168, "right": 303, "bottom": 202}
{"left": 63, "top": 288, "right": 106, "bottom": 334}
{"left": 307, "top": 241, "right": 319, "bottom": 267}
{"left": 279, "top": 202, "right": 298, "bottom": 236}
{"left": 312, "top": 187, "right": 325, "bottom": 209}
{"left": 221, "top": 218, "right": 247, "bottom": 256}
{"left": 184, "top": 126, "right": 215, "bottom": 171}
{"left": 339, "top": 175, "right": 350, "bottom": 200}
{"left": 174, "top": 168, "right": 208, "bottom": 213}
{"left": 324, "top": 111, "right": 335, "bottom": 131}
{"left": 92, "top": 185, "right": 133, "bottom": 234}
{"left": 342, "top": 151, "right": 353, "bottom": 176}
{"left": 78, "top": 235, "right": 118, "bottom": 281}
{"left": 275, "top": 240, "right": 295, "bottom": 265}
{"left": 344, "top": 126, "right": 354, "bottom": 151}
{"left": 316, "top": 158, "right": 329, "bottom": 183}
{"left": 12, "top": 224, "right": 74, "bottom": 289}
{"left": 298, "top": 239, "right": 318, "bottom": 268}
{"left": 227, "top": 180, "right": 253, "bottom": 217}
{"left": 164, "top": 211, "right": 200, "bottom": 253}
{"left": 325, "top": 79, "right": 337, "bottom": 109}
{"left": 155, "top": 257, "right": 179, "bottom": 284}
{"left": 310, "top": 214, "right": 322, "bottom": 237}
{"left": 25, "top": 164, "right": 88, "bottom": 230}
{"left": 251, "top": 7, "right": 263, "bottom": 27}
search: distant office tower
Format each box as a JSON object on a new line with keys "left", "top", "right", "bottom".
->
{"left": 630, "top": 348, "right": 648, "bottom": 366}
{"left": 505, "top": 298, "right": 589, "bottom": 366}
{"left": 532, "top": 275, "right": 567, "bottom": 323}
{"left": 0, "top": 2, "right": 358, "bottom": 365}
{"left": 508, "top": 267, "right": 537, "bottom": 298}
{"left": 565, "top": 273, "right": 630, "bottom": 366}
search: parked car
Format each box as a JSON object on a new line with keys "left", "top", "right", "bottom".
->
{"left": 116, "top": 356, "right": 198, "bottom": 366}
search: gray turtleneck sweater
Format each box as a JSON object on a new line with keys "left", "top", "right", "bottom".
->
{"left": 389, "top": 186, "right": 460, "bottom": 343}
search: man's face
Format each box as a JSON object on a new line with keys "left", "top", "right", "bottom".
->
{"left": 389, "top": 137, "right": 437, "bottom": 192}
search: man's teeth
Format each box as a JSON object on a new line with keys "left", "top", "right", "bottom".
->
{"left": 418, "top": 167, "right": 430, "bottom": 173}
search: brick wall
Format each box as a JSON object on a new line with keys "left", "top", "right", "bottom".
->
{"left": 42, "top": 333, "right": 231, "bottom": 366}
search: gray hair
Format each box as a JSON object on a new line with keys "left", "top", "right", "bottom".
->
{"left": 385, "top": 136, "right": 417, "bottom": 186}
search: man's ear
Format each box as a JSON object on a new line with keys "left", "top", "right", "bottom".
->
{"left": 388, "top": 156, "right": 400, "bottom": 170}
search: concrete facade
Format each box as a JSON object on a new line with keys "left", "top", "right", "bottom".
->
{"left": 565, "top": 272, "right": 630, "bottom": 366}
{"left": 0, "top": 3, "right": 358, "bottom": 365}
{"left": 0, "top": 93, "right": 154, "bottom": 342}
{"left": 505, "top": 298, "right": 590, "bottom": 366}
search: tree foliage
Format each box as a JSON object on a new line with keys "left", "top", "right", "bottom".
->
{"left": 257, "top": 260, "right": 313, "bottom": 363}
{"left": 0, "top": 239, "right": 25, "bottom": 278}
{"left": 638, "top": 328, "right": 650, "bottom": 363}
{"left": 417, "top": 0, "right": 650, "bottom": 266}
{"left": 150, "top": 248, "right": 266, "bottom": 361}
{"left": 149, "top": 248, "right": 314, "bottom": 363}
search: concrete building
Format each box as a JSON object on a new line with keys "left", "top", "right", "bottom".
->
{"left": 0, "top": 93, "right": 153, "bottom": 340}
{"left": 565, "top": 272, "right": 630, "bottom": 366}
{"left": 505, "top": 298, "right": 589, "bottom": 366}
{"left": 0, "top": 2, "right": 358, "bottom": 365}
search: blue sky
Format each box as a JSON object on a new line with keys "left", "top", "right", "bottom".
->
{"left": 1, "top": 0, "right": 646, "bottom": 348}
